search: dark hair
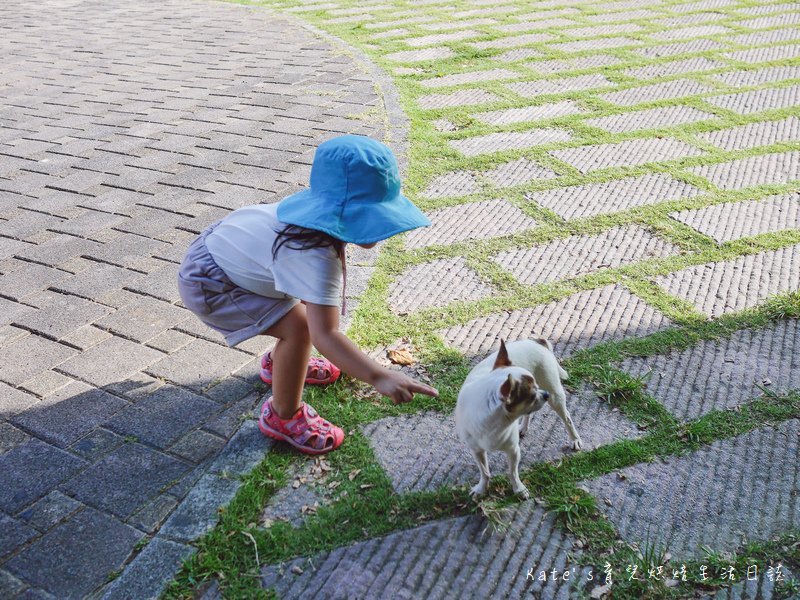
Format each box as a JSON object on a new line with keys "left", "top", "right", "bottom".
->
{"left": 272, "top": 224, "right": 345, "bottom": 261}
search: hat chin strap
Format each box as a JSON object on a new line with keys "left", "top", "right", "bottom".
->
{"left": 339, "top": 246, "right": 347, "bottom": 317}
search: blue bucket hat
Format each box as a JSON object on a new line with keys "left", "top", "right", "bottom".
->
{"left": 276, "top": 135, "right": 430, "bottom": 245}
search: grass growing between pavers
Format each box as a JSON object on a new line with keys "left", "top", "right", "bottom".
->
{"left": 166, "top": 0, "right": 800, "bottom": 596}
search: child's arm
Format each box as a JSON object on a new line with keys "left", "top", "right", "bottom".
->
{"left": 306, "top": 302, "right": 438, "bottom": 404}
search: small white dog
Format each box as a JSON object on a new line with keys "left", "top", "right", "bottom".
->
{"left": 454, "top": 338, "right": 583, "bottom": 499}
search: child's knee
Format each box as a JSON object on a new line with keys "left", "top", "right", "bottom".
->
{"left": 272, "top": 305, "right": 311, "bottom": 344}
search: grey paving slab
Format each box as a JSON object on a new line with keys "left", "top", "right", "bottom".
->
{"left": 449, "top": 129, "right": 573, "bottom": 156}
{"left": 506, "top": 74, "right": 614, "bottom": 97}
{"left": 56, "top": 335, "right": 164, "bottom": 388}
{"left": 0, "top": 439, "right": 86, "bottom": 514}
{"left": 363, "top": 387, "right": 638, "bottom": 493}
{"left": 417, "top": 88, "right": 501, "bottom": 109}
{"left": 419, "top": 68, "right": 519, "bottom": 88}
{"left": 440, "top": 284, "right": 672, "bottom": 361}
{"left": 93, "top": 297, "right": 189, "bottom": 343}
{"left": 100, "top": 538, "right": 194, "bottom": 600}
{"left": 619, "top": 319, "right": 800, "bottom": 420}
{"left": 723, "top": 44, "right": 800, "bottom": 64}
{"left": 473, "top": 100, "right": 586, "bottom": 125}
{"left": 0, "top": 513, "right": 38, "bottom": 561}
{"left": 496, "top": 47, "right": 546, "bottom": 62}
{"left": 470, "top": 32, "right": 554, "bottom": 50}
{"left": 483, "top": 157, "right": 559, "bottom": 187}
{"left": 581, "top": 419, "right": 800, "bottom": 558}
{"left": 402, "top": 30, "right": 482, "bottom": 47}
{"left": 103, "top": 384, "right": 219, "bottom": 449}
{"left": 585, "top": 105, "right": 718, "bottom": 133}
{"left": 551, "top": 138, "right": 706, "bottom": 173}
{"left": 623, "top": 57, "right": 725, "bottom": 80}
{"left": 404, "top": 199, "right": 539, "bottom": 249}
{"left": 262, "top": 500, "right": 584, "bottom": 599}
{"left": 16, "top": 491, "right": 82, "bottom": 533}
{"left": 14, "top": 291, "right": 113, "bottom": 341}
{"left": 525, "top": 55, "right": 623, "bottom": 74}
{"left": 697, "top": 116, "right": 800, "bottom": 151}
{"left": 599, "top": 79, "right": 715, "bottom": 107}
{"left": 636, "top": 39, "right": 729, "bottom": 59}
{"left": 145, "top": 338, "right": 251, "bottom": 391}
{"left": 158, "top": 474, "right": 241, "bottom": 543}
{"left": 0, "top": 382, "right": 39, "bottom": 419}
{"left": 689, "top": 150, "right": 800, "bottom": 190}
{"left": 712, "top": 65, "right": 800, "bottom": 88}
{"left": 60, "top": 442, "right": 189, "bottom": 519}
{"left": 0, "top": 335, "right": 77, "bottom": 387}
{"left": 705, "top": 84, "right": 800, "bottom": 115}
{"left": 384, "top": 47, "right": 454, "bottom": 62}
{"left": 419, "top": 170, "right": 478, "bottom": 199}
{"left": 388, "top": 257, "right": 495, "bottom": 313}
{"left": 493, "top": 226, "right": 681, "bottom": 286}
{"left": 670, "top": 193, "right": 800, "bottom": 243}
{"left": 4, "top": 507, "right": 144, "bottom": 599}
{"left": 657, "top": 244, "right": 800, "bottom": 317}
{"left": 726, "top": 27, "right": 800, "bottom": 48}
{"left": 0, "top": 262, "right": 70, "bottom": 302}
{"left": 10, "top": 381, "right": 128, "bottom": 448}
{"left": 551, "top": 37, "right": 640, "bottom": 53}
{"left": 495, "top": 17, "right": 577, "bottom": 32}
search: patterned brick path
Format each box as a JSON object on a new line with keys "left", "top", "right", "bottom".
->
{"left": 0, "top": 1, "right": 387, "bottom": 597}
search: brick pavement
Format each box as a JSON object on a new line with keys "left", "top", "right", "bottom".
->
{"left": 0, "top": 0, "right": 389, "bottom": 597}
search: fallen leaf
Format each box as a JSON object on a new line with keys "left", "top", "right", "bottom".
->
{"left": 590, "top": 584, "right": 611, "bottom": 598}
{"left": 292, "top": 480, "right": 301, "bottom": 489}
{"left": 360, "top": 484, "right": 374, "bottom": 490}
{"left": 387, "top": 348, "right": 415, "bottom": 366}
{"left": 348, "top": 469, "right": 361, "bottom": 481}
{"left": 291, "top": 565, "right": 303, "bottom": 575}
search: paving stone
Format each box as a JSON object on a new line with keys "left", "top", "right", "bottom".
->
{"left": 384, "top": 47, "right": 454, "bottom": 62}
{"left": 440, "top": 284, "right": 672, "bottom": 361}
{"left": 470, "top": 32, "right": 554, "bottom": 50}
{"left": 262, "top": 500, "right": 585, "bottom": 599}
{"left": 726, "top": 27, "right": 800, "bottom": 48}
{"left": 706, "top": 84, "right": 800, "bottom": 115}
{"left": 19, "top": 369, "right": 77, "bottom": 398}
{"left": 585, "top": 105, "right": 717, "bottom": 133}
{"left": 581, "top": 419, "right": 800, "bottom": 558}
{"left": 11, "top": 381, "right": 128, "bottom": 448}
{"left": 449, "top": 129, "right": 573, "bottom": 157}
{"left": 473, "top": 100, "right": 586, "bottom": 125}
{"left": 619, "top": 319, "right": 800, "bottom": 420}
{"left": 0, "top": 297, "right": 37, "bottom": 329}
{"left": 0, "top": 263, "right": 70, "bottom": 301}
{"left": 59, "top": 324, "right": 114, "bottom": 351}
{"left": 82, "top": 233, "right": 172, "bottom": 272}
{"left": 739, "top": 11, "right": 800, "bottom": 30}
{"left": 16, "top": 491, "right": 82, "bottom": 533}
{"left": 0, "top": 570, "right": 26, "bottom": 597}
{"left": 388, "top": 257, "right": 494, "bottom": 313}
{"left": 158, "top": 474, "right": 241, "bottom": 542}
{"left": 689, "top": 150, "right": 800, "bottom": 190}
{"left": 404, "top": 199, "right": 539, "bottom": 249}
{"left": 670, "top": 0, "right": 736, "bottom": 12}
{"left": 419, "top": 68, "right": 519, "bottom": 89}
{"left": 0, "top": 423, "right": 30, "bottom": 456}
{"left": 654, "top": 11, "right": 729, "bottom": 27}
{"left": 209, "top": 420, "right": 271, "bottom": 477}
{"left": 14, "top": 291, "right": 112, "bottom": 341}
{"left": 13, "top": 235, "right": 102, "bottom": 270}
{"left": 61, "top": 442, "right": 189, "bottom": 519}
{"left": 94, "top": 297, "right": 188, "bottom": 343}
{"left": 496, "top": 47, "right": 546, "bottom": 62}
{"left": 623, "top": 57, "right": 725, "bottom": 80}
{"left": 737, "top": 2, "right": 799, "bottom": 15}
{"left": 506, "top": 74, "right": 614, "bottom": 97}
{"left": 128, "top": 495, "right": 179, "bottom": 534}
{"left": 262, "top": 477, "right": 322, "bottom": 528}
{"left": 4, "top": 507, "right": 143, "bottom": 599}
{"left": 525, "top": 54, "right": 623, "bottom": 74}
{"left": 493, "top": 226, "right": 681, "bottom": 286}
{"left": 563, "top": 23, "right": 643, "bottom": 37}
{"left": 419, "top": 170, "right": 478, "bottom": 199}
{"left": 599, "top": 79, "right": 714, "bottom": 106}
{"left": 420, "top": 18, "right": 498, "bottom": 31}
{"left": 0, "top": 381, "right": 39, "bottom": 418}
{"left": 146, "top": 338, "right": 251, "bottom": 391}
{"left": 69, "top": 428, "right": 126, "bottom": 462}
{"left": 670, "top": 193, "right": 800, "bottom": 243}
{"left": 636, "top": 39, "right": 729, "bottom": 59}
{"left": 0, "top": 439, "right": 86, "bottom": 514}
{"left": 53, "top": 263, "right": 144, "bottom": 302}
{"left": 104, "top": 384, "right": 219, "bottom": 448}
{"left": 551, "top": 138, "right": 705, "bottom": 173}
{"left": 483, "top": 157, "right": 559, "bottom": 187}
{"left": 698, "top": 116, "right": 800, "bottom": 151}
{"left": 550, "top": 37, "right": 639, "bottom": 53}
{"left": 402, "top": 30, "right": 482, "bottom": 47}
{"left": 363, "top": 386, "right": 638, "bottom": 494}
{"left": 168, "top": 429, "right": 226, "bottom": 464}
{"left": 496, "top": 17, "right": 577, "bottom": 32}
{"left": 713, "top": 65, "right": 800, "bottom": 88}
{"left": 57, "top": 335, "right": 164, "bottom": 388}
{"left": 650, "top": 24, "right": 731, "bottom": 41}
{"left": 656, "top": 244, "right": 800, "bottom": 317}
{"left": 0, "top": 335, "right": 76, "bottom": 387}
{"left": 101, "top": 538, "right": 194, "bottom": 600}
{"left": 417, "top": 88, "right": 501, "bottom": 109}
{"left": 0, "top": 324, "right": 29, "bottom": 349}
{"left": 125, "top": 263, "right": 182, "bottom": 303}
{"left": 723, "top": 44, "right": 800, "bottom": 64}
{"left": 0, "top": 513, "right": 38, "bottom": 560}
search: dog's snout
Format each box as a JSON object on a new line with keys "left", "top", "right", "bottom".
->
{"left": 541, "top": 390, "right": 549, "bottom": 400}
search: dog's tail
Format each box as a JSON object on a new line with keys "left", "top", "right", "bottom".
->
{"left": 534, "top": 337, "right": 553, "bottom": 351}
{"left": 558, "top": 365, "right": 569, "bottom": 381}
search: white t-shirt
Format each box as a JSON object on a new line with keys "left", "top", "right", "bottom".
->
{"left": 205, "top": 204, "right": 343, "bottom": 306}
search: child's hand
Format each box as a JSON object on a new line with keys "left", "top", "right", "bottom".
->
{"left": 374, "top": 370, "right": 438, "bottom": 404}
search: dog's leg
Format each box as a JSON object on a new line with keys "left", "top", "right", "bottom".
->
{"left": 549, "top": 388, "right": 583, "bottom": 451}
{"left": 470, "top": 449, "right": 491, "bottom": 498}
{"left": 506, "top": 445, "right": 529, "bottom": 499}
{"left": 518, "top": 414, "right": 530, "bottom": 437}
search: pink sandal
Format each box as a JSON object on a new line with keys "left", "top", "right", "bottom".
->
{"left": 260, "top": 352, "right": 341, "bottom": 386}
{"left": 258, "top": 397, "right": 344, "bottom": 455}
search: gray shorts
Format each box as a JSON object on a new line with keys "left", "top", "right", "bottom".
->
{"left": 177, "top": 222, "right": 298, "bottom": 346}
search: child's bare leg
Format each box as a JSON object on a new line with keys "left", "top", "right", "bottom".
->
{"left": 264, "top": 304, "right": 312, "bottom": 419}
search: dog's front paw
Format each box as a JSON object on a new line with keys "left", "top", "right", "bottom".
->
{"left": 513, "top": 484, "right": 530, "bottom": 500}
{"left": 571, "top": 438, "right": 584, "bottom": 451}
{"left": 470, "top": 482, "right": 488, "bottom": 498}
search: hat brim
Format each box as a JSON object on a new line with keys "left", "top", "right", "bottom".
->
{"left": 276, "top": 189, "right": 431, "bottom": 245}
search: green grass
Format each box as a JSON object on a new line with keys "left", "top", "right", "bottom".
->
{"left": 164, "top": 0, "right": 800, "bottom": 597}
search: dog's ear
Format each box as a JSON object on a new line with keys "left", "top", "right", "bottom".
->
{"left": 500, "top": 373, "right": 514, "bottom": 404}
{"left": 493, "top": 339, "right": 512, "bottom": 370}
